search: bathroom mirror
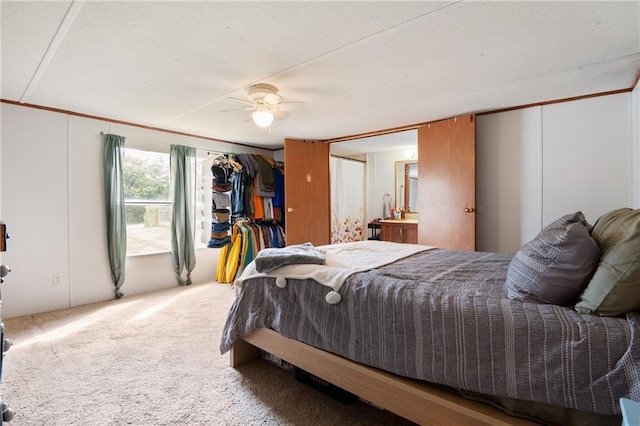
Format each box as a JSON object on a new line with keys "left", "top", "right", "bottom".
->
{"left": 396, "top": 161, "right": 418, "bottom": 212}
{"left": 329, "top": 129, "right": 417, "bottom": 220}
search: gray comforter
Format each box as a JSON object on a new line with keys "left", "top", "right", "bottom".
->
{"left": 220, "top": 248, "right": 640, "bottom": 416}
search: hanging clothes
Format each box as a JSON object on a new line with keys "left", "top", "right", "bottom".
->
{"left": 252, "top": 176, "right": 265, "bottom": 219}
{"left": 230, "top": 169, "right": 247, "bottom": 217}
{"left": 225, "top": 227, "right": 243, "bottom": 283}
{"left": 216, "top": 220, "right": 285, "bottom": 283}
{"left": 215, "top": 242, "right": 230, "bottom": 282}
{"left": 213, "top": 153, "right": 286, "bottom": 284}
{"left": 230, "top": 154, "right": 284, "bottom": 225}
{"left": 253, "top": 154, "right": 276, "bottom": 197}
{"left": 272, "top": 167, "right": 285, "bottom": 208}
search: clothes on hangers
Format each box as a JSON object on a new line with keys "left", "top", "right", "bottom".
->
{"left": 230, "top": 169, "right": 247, "bottom": 216}
{"left": 215, "top": 220, "right": 285, "bottom": 283}
{"left": 230, "top": 154, "right": 283, "bottom": 224}
{"left": 272, "top": 167, "right": 285, "bottom": 209}
{"left": 211, "top": 153, "right": 286, "bottom": 283}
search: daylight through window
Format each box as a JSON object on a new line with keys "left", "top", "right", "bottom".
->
{"left": 123, "top": 147, "right": 172, "bottom": 255}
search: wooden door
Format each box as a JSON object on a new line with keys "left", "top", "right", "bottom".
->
{"left": 417, "top": 115, "right": 476, "bottom": 251}
{"left": 284, "top": 138, "right": 330, "bottom": 246}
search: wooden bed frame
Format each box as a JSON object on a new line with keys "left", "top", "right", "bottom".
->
{"left": 230, "top": 328, "right": 537, "bottom": 426}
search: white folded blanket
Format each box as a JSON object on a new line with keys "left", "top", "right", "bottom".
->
{"left": 234, "top": 240, "right": 433, "bottom": 304}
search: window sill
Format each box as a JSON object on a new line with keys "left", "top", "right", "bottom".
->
{"left": 126, "top": 245, "right": 212, "bottom": 258}
{"left": 126, "top": 250, "right": 171, "bottom": 258}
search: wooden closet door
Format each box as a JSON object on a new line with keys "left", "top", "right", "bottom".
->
{"left": 417, "top": 115, "right": 476, "bottom": 251}
{"left": 284, "top": 138, "right": 330, "bottom": 246}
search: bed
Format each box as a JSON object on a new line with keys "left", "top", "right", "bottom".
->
{"left": 220, "top": 209, "right": 640, "bottom": 425}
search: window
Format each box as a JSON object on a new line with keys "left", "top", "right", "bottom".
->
{"left": 123, "top": 144, "right": 210, "bottom": 256}
{"left": 123, "top": 147, "right": 171, "bottom": 255}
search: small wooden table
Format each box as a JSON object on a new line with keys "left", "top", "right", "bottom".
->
{"left": 367, "top": 222, "right": 381, "bottom": 240}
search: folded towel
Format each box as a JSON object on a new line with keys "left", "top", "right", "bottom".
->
{"left": 254, "top": 242, "right": 325, "bottom": 273}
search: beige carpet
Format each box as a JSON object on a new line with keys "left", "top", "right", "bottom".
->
{"left": 0, "top": 282, "right": 415, "bottom": 425}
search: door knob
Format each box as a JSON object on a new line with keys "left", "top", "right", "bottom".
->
{"left": 464, "top": 207, "right": 475, "bottom": 214}
{"left": 0, "top": 264, "right": 10, "bottom": 278}
{"left": 287, "top": 207, "right": 294, "bottom": 213}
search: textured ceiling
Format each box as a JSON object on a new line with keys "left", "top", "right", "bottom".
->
{"left": 2, "top": 1, "right": 639, "bottom": 150}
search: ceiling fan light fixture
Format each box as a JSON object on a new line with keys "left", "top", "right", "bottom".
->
{"left": 224, "top": 83, "right": 301, "bottom": 127}
{"left": 252, "top": 109, "right": 274, "bottom": 128}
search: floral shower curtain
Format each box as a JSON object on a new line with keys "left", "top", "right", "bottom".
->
{"left": 331, "top": 157, "right": 365, "bottom": 243}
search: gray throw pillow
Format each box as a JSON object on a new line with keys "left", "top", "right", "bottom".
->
{"left": 506, "top": 211, "right": 600, "bottom": 305}
{"left": 575, "top": 208, "right": 640, "bottom": 316}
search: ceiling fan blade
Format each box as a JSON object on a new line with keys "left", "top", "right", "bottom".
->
{"left": 272, "top": 110, "right": 290, "bottom": 120}
{"left": 279, "top": 101, "right": 305, "bottom": 111}
{"left": 219, "top": 106, "right": 255, "bottom": 113}
{"left": 225, "top": 96, "right": 256, "bottom": 107}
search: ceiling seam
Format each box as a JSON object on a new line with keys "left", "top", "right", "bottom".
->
{"left": 148, "top": 1, "right": 466, "bottom": 128}
{"left": 236, "top": 1, "right": 467, "bottom": 90}
{"left": 19, "top": 0, "right": 85, "bottom": 103}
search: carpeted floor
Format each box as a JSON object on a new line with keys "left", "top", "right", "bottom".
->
{"left": 0, "top": 282, "right": 415, "bottom": 425}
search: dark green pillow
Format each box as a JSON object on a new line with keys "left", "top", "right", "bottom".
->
{"left": 575, "top": 208, "right": 640, "bottom": 316}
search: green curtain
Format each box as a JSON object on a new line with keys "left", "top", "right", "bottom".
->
{"left": 103, "top": 134, "right": 127, "bottom": 299}
{"left": 170, "top": 144, "right": 196, "bottom": 285}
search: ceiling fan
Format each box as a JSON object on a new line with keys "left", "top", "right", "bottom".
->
{"left": 221, "top": 83, "right": 304, "bottom": 128}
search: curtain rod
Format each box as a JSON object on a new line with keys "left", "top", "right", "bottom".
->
{"left": 100, "top": 131, "right": 156, "bottom": 142}
{"left": 100, "top": 133, "right": 280, "bottom": 162}
{"left": 100, "top": 132, "right": 272, "bottom": 161}
{"left": 100, "top": 131, "right": 168, "bottom": 145}
{"left": 101, "top": 131, "right": 228, "bottom": 153}
{"left": 100, "top": 131, "right": 173, "bottom": 148}
{"left": 331, "top": 154, "right": 366, "bottom": 163}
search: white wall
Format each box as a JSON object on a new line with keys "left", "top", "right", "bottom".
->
{"left": 476, "top": 92, "right": 634, "bottom": 253}
{"left": 365, "top": 148, "right": 406, "bottom": 222}
{"left": 476, "top": 107, "right": 542, "bottom": 254}
{"left": 541, "top": 94, "right": 631, "bottom": 225}
{"left": 1, "top": 103, "right": 274, "bottom": 318}
{"left": 1, "top": 106, "right": 71, "bottom": 316}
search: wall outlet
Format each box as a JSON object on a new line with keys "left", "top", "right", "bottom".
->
{"left": 52, "top": 274, "right": 61, "bottom": 287}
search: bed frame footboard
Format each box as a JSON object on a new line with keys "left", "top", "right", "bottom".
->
{"left": 230, "top": 328, "right": 535, "bottom": 426}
